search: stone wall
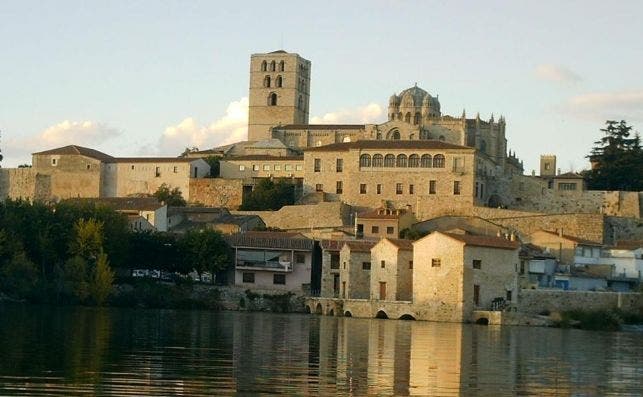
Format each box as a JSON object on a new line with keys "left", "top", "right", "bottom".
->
{"left": 232, "top": 201, "right": 350, "bottom": 231}
{"left": 189, "top": 178, "right": 244, "bottom": 209}
{"left": 0, "top": 168, "right": 37, "bottom": 201}
{"left": 517, "top": 289, "right": 643, "bottom": 315}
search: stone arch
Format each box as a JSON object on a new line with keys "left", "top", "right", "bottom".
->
{"left": 315, "top": 303, "right": 323, "bottom": 315}
{"left": 372, "top": 154, "right": 384, "bottom": 167}
{"left": 344, "top": 311, "right": 352, "bottom": 317}
{"left": 279, "top": 60, "right": 285, "bottom": 72}
{"left": 384, "top": 154, "right": 395, "bottom": 167}
{"left": 261, "top": 60, "right": 267, "bottom": 71}
{"left": 396, "top": 154, "right": 407, "bottom": 167}
{"left": 413, "top": 112, "right": 421, "bottom": 125}
{"left": 387, "top": 129, "right": 401, "bottom": 140}
{"left": 270, "top": 60, "right": 276, "bottom": 71}
{"left": 304, "top": 305, "right": 311, "bottom": 314}
{"left": 399, "top": 314, "right": 416, "bottom": 320}
{"left": 268, "top": 92, "right": 278, "bottom": 106}
{"left": 375, "top": 310, "right": 389, "bottom": 319}
{"left": 408, "top": 154, "right": 420, "bottom": 167}
{"left": 263, "top": 75, "right": 271, "bottom": 87}
{"left": 360, "top": 154, "right": 372, "bottom": 167}
{"left": 328, "top": 308, "right": 335, "bottom": 316}
{"left": 475, "top": 317, "right": 489, "bottom": 325}
{"left": 420, "top": 154, "right": 432, "bottom": 168}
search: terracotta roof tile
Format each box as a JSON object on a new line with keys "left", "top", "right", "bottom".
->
{"left": 385, "top": 238, "right": 414, "bottom": 250}
{"left": 226, "top": 231, "right": 313, "bottom": 250}
{"left": 65, "top": 197, "right": 165, "bottom": 211}
{"left": 115, "top": 157, "right": 197, "bottom": 163}
{"left": 343, "top": 240, "right": 376, "bottom": 252}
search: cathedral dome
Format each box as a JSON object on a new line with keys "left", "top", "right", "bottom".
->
{"left": 399, "top": 85, "right": 429, "bottom": 107}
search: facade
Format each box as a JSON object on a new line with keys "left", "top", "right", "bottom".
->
{"left": 528, "top": 229, "right": 602, "bottom": 265}
{"left": 369, "top": 238, "right": 413, "bottom": 301}
{"left": 168, "top": 207, "right": 265, "bottom": 234}
{"left": 226, "top": 231, "right": 314, "bottom": 293}
{"left": 68, "top": 197, "right": 168, "bottom": 232}
{"left": 320, "top": 240, "right": 343, "bottom": 298}
{"left": 412, "top": 232, "right": 519, "bottom": 322}
{"left": 248, "top": 51, "right": 311, "bottom": 141}
{"left": 219, "top": 155, "right": 304, "bottom": 181}
{"left": 339, "top": 241, "right": 375, "bottom": 299}
{"left": 356, "top": 207, "right": 416, "bottom": 239}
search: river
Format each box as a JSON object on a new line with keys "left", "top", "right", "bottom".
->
{"left": 0, "top": 304, "right": 641, "bottom": 396}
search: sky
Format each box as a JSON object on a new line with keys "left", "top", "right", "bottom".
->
{"left": 1, "top": 1, "right": 643, "bottom": 173}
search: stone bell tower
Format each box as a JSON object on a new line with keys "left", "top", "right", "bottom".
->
{"left": 247, "top": 50, "right": 311, "bottom": 141}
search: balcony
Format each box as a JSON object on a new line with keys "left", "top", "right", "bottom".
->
{"left": 236, "top": 260, "right": 293, "bottom": 272}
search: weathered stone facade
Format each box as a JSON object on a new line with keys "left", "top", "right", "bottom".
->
{"left": 370, "top": 239, "right": 413, "bottom": 301}
{"left": 339, "top": 241, "right": 374, "bottom": 299}
{"left": 517, "top": 289, "right": 642, "bottom": 315}
{"left": 189, "top": 178, "right": 244, "bottom": 209}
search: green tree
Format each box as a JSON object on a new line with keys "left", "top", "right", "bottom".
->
{"left": 240, "top": 179, "right": 295, "bottom": 210}
{"left": 584, "top": 120, "right": 643, "bottom": 191}
{"left": 69, "top": 219, "right": 104, "bottom": 260}
{"left": 89, "top": 252, "right": 114, "bottom": 305}
{"left": 204, "top": 155, "right": 221, "bottom": 177}
{"left": 0, "top": 252, "right": 40, "bottom": 299}
{"left": 153, "top": 183, "right": 187, "bottom": 206}
{"left": 62, "top": 256, "right": 90, "bottom": 303}
{"left": 179, "top": 230, "right": 231, "bottom": 282}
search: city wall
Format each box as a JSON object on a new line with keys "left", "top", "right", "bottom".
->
{"left": 188, "top": 178, "right": 244, "bottom": 209}
{"left": 517, "top": 289, "right": 643, "bottom": 315}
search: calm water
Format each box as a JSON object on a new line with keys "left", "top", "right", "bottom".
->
{"left": 0, "top": 304, "right": 641, "bottom": 396}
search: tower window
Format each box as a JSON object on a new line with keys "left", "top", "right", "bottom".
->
{"left": 405, "top": 113, "right": 411, "bottom": 123}
{"left": 414, "top": 112, "right": 421, "bottom": 125}
{"left": 270, "top": 60, "right": 276, "bottom": 71}
{"left": 359, "top": 154, "right": 371, "bottom": 167}
{"left": 261, "top": 61, "right": 267, "bottom": 71}
{"left": 263, "top": 75, "right": 271, "bottom": 87}
{"left": 276, "top": 75, "right": 282, "bottom": 88}
{"left": 279, "top": 60, "right": 285, "bottom": 72}
{"left": 298, "top": 95, "right": 303, "bottom": 110}
{"left": 268, "top": 92, "right": 278, "bottom": 106}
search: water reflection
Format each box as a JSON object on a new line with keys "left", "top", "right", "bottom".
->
{"left": 0, "top": 304, "right": 641, "bottom": 396}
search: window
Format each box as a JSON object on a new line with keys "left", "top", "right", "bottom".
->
{"left": 263, "top": 165, "right": 270, "bottom": 171}
{"left": 253, "top": 164, "right": 260, "bottom": 171}
{"left": 409, "top": 260, "right": 413, "bottom": 269}
{"left": 431, "top": 258, "right": 441, "bottom": 267}
{"left": 261, "top": 61, "right": 267, "bottom": 71}
{"left": 279, "top": 60, "right": 285, "bottom": 71}
{"left": 314, "top": 158, "right": 321, "bottom": 172}
{"left": 270, "top": 60, "right": 276, "bottom": 71}
{"left": 330, "top": 253, "right": 340, "bottom": 269}
{"left": 298, "top": 95, "right": 303, "bottom": 110}
{"left": 433, "top": 154, "right": 445, "bottom": 168}
{"left": 421, "top": 154, "right": 432, "bottom": 168}
{"left": 263, "top": 75, "right": 271, "bottom": 87}
{"left": 473, "top": 259, "right": 481, "bottom": 269}
{"left": 376, "top": 184, "right": 382, "bottom": 194}
{"left": 384, "top": 154, "right": 395, "bottom": 167}
{"left": 408, "top": 154, "right": 420, "bottom": 167}
{"left": 386, "top": 226, "right": 394, "bottom": 235}
{"left": 474, "top": 285, "right": 480, "bottom": 305}
{"left": 285, "top": 164, "right": 293, "bottom": 171}
{"left": 409, "top": 184, "right": 414, "bottom": 194}
{"left": 242, "top": 272, "right": 255, "bottom": 283}
{"left": 429, "top": 180, "right": 436, "bottom": 194}
{"left": 295, "top": 253, "right": 305, "bottom": 263}
{"left": 381, "top": 260, "right": 385, "bottom": 268}
{"left": 372, "top": 154, "right": 384, "bottom": 167}
{"left": 131, "top": 165, "right": 134, "bottom": 170}
{"left": 343, "top": 262, "right": 346, "bottom": 269}
{"left": 274, "top": 164, "right": 281, "bottom": 171}
{"left": 336, "top": 181, "right": 343, "bottom": 194}
{"left": 545, "top": 163, "right": 551, "bottom": 170}
{"left": 173, "top": 166, "right": 178, "bottom": 173}
{"left": 414, "top": 112, "right": 421, "bottom": 125}
{"left": 295, "top": 165, "right": 303, "bottom": 171}
{"left": 454, "top": 181, "right": 461, "bottom": 195}
{"left": 360, "top": 184, "right": 367, "bottom": 194}
{"left": 371, "top": 226, "right": 379, "bottom": 234}
{"left": 396, "top": 183, "right": 403, "bottom": 194}
{"left": 362, "top": 262, "right": 371, "bottom": 270}
{"left": 506, "top": 290, "right": 512, "bottom": 301}
{"left": 273, "top": 274, "right": 286, "bottom": 285}
{"left": 275, "top": 75, "right": 283, "bottom": 87}
{"left": 268, "top": 92, "right": 277, "bottom": 106}
{"left": 359, "top": 154, "right": 371, "bottom": 167}
{"left": 315, "top": 184, "right": 323, "bottom": 192}
{"left": 396, "top": 154, "right": 407, "bottom": 167}
{"left": 336, "top": 158, "right": 343, "bottom": 172}
{"left": 404, "top": 113, "right": 411, "bottom": 123}
{"left": 86, "top": 164, "right": 91, "bottom": 170}
{"left": 559, "top": 183, "right": 577, "bottom": 191}
{"left": 155, "top": 167, "right": 161, "bottom": 177}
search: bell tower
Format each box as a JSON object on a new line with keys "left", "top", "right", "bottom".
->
{"left": 247, "top": 50, "right": 311, "bottom": 141}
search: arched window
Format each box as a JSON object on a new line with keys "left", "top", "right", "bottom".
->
{"left": 414, "top": 112, "right": 421, "bottom": 125}
{"left": 398, "top": 112, "right": 402, "bottom": 120}
{"left": 261, "top": 61, "right": 267, "bottom": 71}
{"left": 421, "top": 154, "right": 432, "bottom": 168}
{"left": 275, "top": 75, "right": 282, "bottom": 88}
{"left": 384, "top": 154, "right": 395, "bottom": 167}
{"left": 263, "top": 75, "right": 271, "bottom": 88}
{"left": 433, "top": 154, "right": 445, "bottom": 168}
{"left": 405, "top": 113, "right": 411, "bottom": 123}
{"left": 270, "top": 60, "right": 276, "bottom": 71}
{"left": 392, "top": 130, "right": 400, "bottom": 140}
{"left": 408, "top": 154, "right": 420, "bottom": 167}
{"left": 396, "top": 154, "right": 407, "bottom": 167}
{"left": 360, "top": 154, "right": 371, "bottom": 167}
{"left": 372, "top": 154, "right": 383, "bottom": 167}
{"left": 268, "top": 92, "right": 277, "bottom": 106}
{"left": 387, "top": 129, "right": 400, "bottom": 140}
{"left": 297, "top": 95, "right": 303, "bottom": 109}
{"left": 279, "top": 61, "right": 285, "bottom": 71}
{"left": 480, "top": 140, "right": 487, "bottom": 153}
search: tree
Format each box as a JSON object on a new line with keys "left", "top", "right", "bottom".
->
{"left": 179, "top": 230, "right": 232, "bottom": 282}
{"left": 69, "top": 219, "right": 104, "bottom": 261}
{"left": 62, "top": 256, "right": 90, "bottom": 302}
{"left": 153, "top": 183, "right": 187, "bottom": 207}
{"left": 0, "top": 252, "right": 40, "bottom": 299}
{"left": 89, "top": 252, "right": 114, "bottom": 305}
{"left": 204, "top": 155, "right": 221, "bottom": 177}
{"left": 240, "top": 179, "right": 295, "bottom": 210}
{"left": 584, "top": 120, "right": 643, "bottom": 191}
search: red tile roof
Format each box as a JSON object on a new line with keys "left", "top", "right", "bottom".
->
{"left": 114, "top": 157, "right": 197, "bottom": 163}
{"left": 304, "top": 140, "right": 472, "bottom": 152}
{"left": 443, "top": 232, "right": 520, "bottom": 250}
{"left": 384, "top": 238, "right": 414, "bottom": 250}
{"left": 226, "top": 231, "right": 313, "bottom": 250}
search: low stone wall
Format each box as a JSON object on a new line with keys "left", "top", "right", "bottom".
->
{"left": 517, "top": 289, "right": 642, "bottom": 315}
{"left": 0, "top": 168, "right": 37, "bottom": 201}
{"left": 188, "top": 178, "right": 243, "bottom": 209}
{"left": 233, "top": 201, "right": 350, "bottom": 231}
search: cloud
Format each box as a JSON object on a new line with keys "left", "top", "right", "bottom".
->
{"left": 1, "top": 120, "right": 119, "bottom": 166}
{"left": 534, "top": 64, "right": 582, "bottom": 84}
{"left": 562, "top": 90, "right": 643, "bottom": 122}
{"left": 159, "top": 97, "right": 248, "bottom": 154}
{"left": 310, "top": 103, "right": 384, "bottom": 124}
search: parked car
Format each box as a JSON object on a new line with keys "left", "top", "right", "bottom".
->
{"left": 132, "top": 269, "right": 148, "bottom": 278}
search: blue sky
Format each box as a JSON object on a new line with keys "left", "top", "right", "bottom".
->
{"left": 1, "top": 1, "right": 642, "bottom": 172}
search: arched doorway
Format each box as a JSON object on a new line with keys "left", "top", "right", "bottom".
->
{"left": 375, "top": 310, "right": 388, "bottom": 319}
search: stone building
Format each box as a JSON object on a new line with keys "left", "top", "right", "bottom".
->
{"left": 356, "top": 207, "right": 416, "bottom": 239}
{"left": 369, "top": 238, "right": 414, "bottom": 301}
{"left": 339, "top": 240, "right": 375, "bottom": 299}
{"left": 67, "top": 197, "right": 168, "bottom": 231}
{"left": 527, "top": 229, "right": 602, "bottom": 265}
{"left": 412, "top": 232, "right": 519, "bottom": 322}
{"left": 320, "top": 240, "right": 343, "bottom": 298}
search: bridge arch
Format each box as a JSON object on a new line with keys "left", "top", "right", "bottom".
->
{"left": 315, "top": 303, "right": 323, "bottom": 315}
{"left": 399, "top": 314, "right": 416, "bottom": 320}
{"left": 375, "top": 310, "right": 389, "bottom": 319}
{"left": 344, "top": 311, "right": 352, "bottom": 317}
